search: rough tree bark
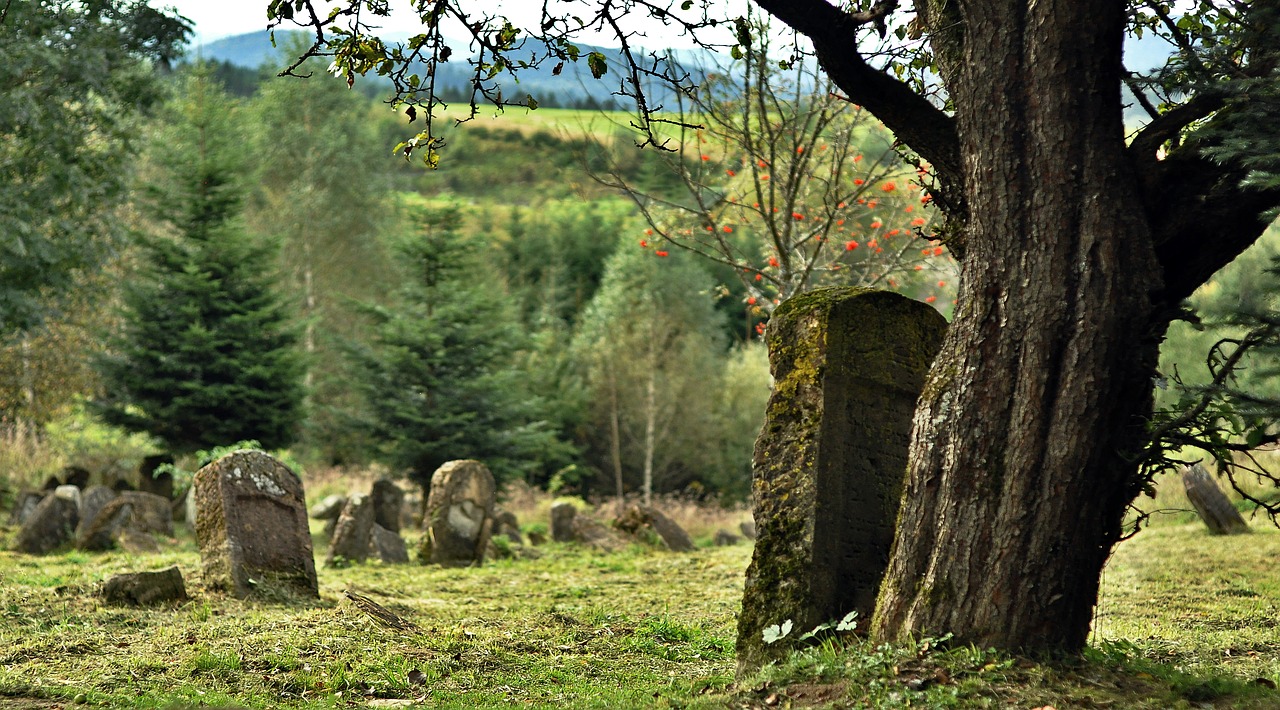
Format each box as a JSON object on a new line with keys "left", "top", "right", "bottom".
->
{"left": 870, "top": 0, "right": 1162, "bottom": 649}
{"left": 754, "top": 0, "right": 1279, "bottom": 653}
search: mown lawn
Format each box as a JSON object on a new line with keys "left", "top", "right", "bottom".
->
{"left": 1, "top": 509, "right": 1278, "bottom": 708}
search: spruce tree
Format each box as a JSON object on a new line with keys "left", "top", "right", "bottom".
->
{"left": 351, "top": 204, "right": 569, "bottom": 489}
{"left": 95, "top": 67, "right": 304, "bottom": 454}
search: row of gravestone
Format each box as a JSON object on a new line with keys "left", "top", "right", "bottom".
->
{"left": 11, "top": 485, "right": 174, "bottom": 555}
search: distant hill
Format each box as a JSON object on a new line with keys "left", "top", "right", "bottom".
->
{"left": 189, "top": 31, "right": 707, "bottom": 110}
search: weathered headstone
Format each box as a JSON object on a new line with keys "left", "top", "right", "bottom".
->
{"left": 8, "top": 490, "right": 47, "bottom": 526}
{"left": 615, "top": 504, "right": 695, "bottom": 552}
{"left": 419, "top": 460, "right": 496, "bottom": 567}
{"left": 370, "top": 523, "right": 410, "bottom": 564}
{"left": 739, "top": 520, "right": 757, "bottom": 541}
{"left": 76, "top": 498, "right": 135, "bottom": 551}
{"left": 371, "top": 478, "right": 405, "bottom": 533}
{"left": 493, "top": 509, "right": 523, "bottom": 544}
{"left": 15, "top": 488, "right": 80, "bottom": 554}
{"left": 327, "top": 493, "right": 375, "bottom": 567}
{"left": 117, "top": 491, "right": 174, "bottom": 536}
{"left": 550, "top": 502, "right": 577, "bottom": 542}
{"left": 137, "top": 454, "right": 175, "bottom": 501}
{"left": 714, "top": 529, "right": 742, "bottom": 546}
{"left": 1181, "top": 463, "right": 1250, "bottom": 535}
{"left": 193, "top": 450, "right": 318, "bottom": 599}
{"left": 737, "top": 288, "right": 946, "bottom": 675}
{"left": 102, "top": 566, "right": 188, "bottom": 606}
{"left": 572, "top": 513, "right": 628, "bottom": 552}
{"left": 76, "top": 485, "right": 117, "bottom": 537}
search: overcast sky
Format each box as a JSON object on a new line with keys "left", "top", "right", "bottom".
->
{"left": 154, "top": 0, "right": 712, "bottom": 47}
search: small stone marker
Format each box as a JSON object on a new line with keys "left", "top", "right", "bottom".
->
{"left": 8, "top": 490, "right": 47, "bottom": 526}
{"left": 76, "top": 485, "right": 117, "bottom": 538}
{"left": 193, "top": 450, "right": 318, "bottom": 599}
{"left": 493, "top": 509, "right": 523, "bottom": 544}
{"left": 420, "top": 460, "right": 495, "bottom": 567}
{"left": 76, "top": 498, "right": 135, "bottom": 551}
{"left": 371, "top": 478, "right": 405, "bottom": 533}
{"left": 737, "top": 288, "right": 946, "bottom": 675}
{"left": 117, "top": 491, "right": 174, "bottom": 536}
{"left": 714, "top": 529, "right": 742, "bottom": 546}
{"left": 15, "top": 489, "right": 79, "bottom": 554}
{"left": 615, "top": 504, "right": 695, "bottom": 552}
{"left": 1181, "top": 463, "right": 1250, "bottom": 535}
{"left": 550, "top": 502, "right": 577, "bottom": 542}
{"left": 309, "top": 494, "right": 347, "bottom": 520}
{"left": 739, "top": 520, "right": 757, "bottom": 541}
{"left": 370, "top": 524, "right": 410, "bottom": 564}
{"left": 102, "top": 566, "right": 188, "bottom": 606}
{"left": 327, "top": 493, "right": 375, "bottom": 567}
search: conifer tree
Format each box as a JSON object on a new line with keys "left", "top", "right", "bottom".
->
{"left": 95, "top": 68, "right": 304, "bottom": 454}
{"left": 351, "top": 204, "right": 570, "bottom": 490}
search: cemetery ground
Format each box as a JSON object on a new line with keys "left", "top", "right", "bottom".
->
{"left": 1, "top": 477, "right": 1279, "bottom": 710}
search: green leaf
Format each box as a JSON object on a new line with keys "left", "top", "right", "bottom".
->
{"left": 762, "top": 619, "right": 793, "bottom": 644}
{"left": 587, "top": 51, "right": 608, "bottom": 79}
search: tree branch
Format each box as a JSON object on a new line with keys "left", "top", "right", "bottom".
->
{"left": 752, "top": 0, "right": 964, "bottom": 222}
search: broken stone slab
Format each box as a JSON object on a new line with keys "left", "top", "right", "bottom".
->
{"left": 737, "top": 287, "right": 946, "bottom": 675}
{"left": 420, "top": 460, "right": 495, "bottom": 567}
{"left": 193, "top": 450, "right": 318, "bottom": 599}
{"left": 102, "top": 566, "right": 188, "bottom": 606}
{"left": 327, "top": 493, "right": 375, "bottom": 567}
{"left": 615, "top": 504, "right": 695, "bottom": 552}
{"left": 14, "top": 489, "right": 80, "bottom": 554}
{"left": 371, "top": 478, "right": 405, "bottom": 533}
{"left": 370, "top": 523, "right": 410, "bottom": 564}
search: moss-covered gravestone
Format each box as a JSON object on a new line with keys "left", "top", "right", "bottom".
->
{"left": 193, "top": 450, "right": 318, "bottom": 599}
{"left": 737, "top": 288, "right": 946, "bottom": 674}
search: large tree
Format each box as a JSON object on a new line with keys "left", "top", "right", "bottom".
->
{"left": 96, "top": 69, "right": 305, "bottom": 454}
{"left": 0, "top": 0, "right": 188, "bottom": 335}
{"left": 268, "top": 0, "right": 1280, "bottom": 654}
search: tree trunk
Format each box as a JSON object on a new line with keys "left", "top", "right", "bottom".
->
{"left": 871, "top": 0, "right": 1164, "bottom": 653}
{"left": 642, "top": 362, "right": 657, "bottom": 508}
{"left": 608, "top": 367, "right": 625, "bottom": 501}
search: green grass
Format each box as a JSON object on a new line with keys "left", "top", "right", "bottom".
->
{"left": 1, "top": 513, "right": 1278, "bottom": 708}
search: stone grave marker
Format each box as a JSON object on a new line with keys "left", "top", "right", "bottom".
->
{"left": 102, "top": 566, "right": 188, "bottom": 606}
{"left": 550, "top": 502, "right": 577, "bottom": 542}
{"left": 371, "top": 478, "right": 405, "bottom": 533}
{"left": 370, "top": 524, "right": 410, "bottom": 564}
{"left": 76, "top": 485, "right": 117, "bottom": 538}
{"left": 9, "top": 490, "right": 47, "bottom": 526}
{"left": 615, "top": 504, "right": 695, "bottom": 552}
{"left": 14, "top": 487, "right": 80, "bottom": 554}
{"left": 737, "top": 287, "right": 946, "bottom": 675}
{"left": 327, "top": 493, "right": 374, "bottom": 567}
{"left": 193, "top": 450, "right": 318, "bottom": 599}
{"left": 420, "top": 460, "right": 495, "bottom": 567}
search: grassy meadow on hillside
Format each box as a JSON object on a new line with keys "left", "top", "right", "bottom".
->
{"left": 2, "top": 469, "right": 1279, "bottom": 710}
